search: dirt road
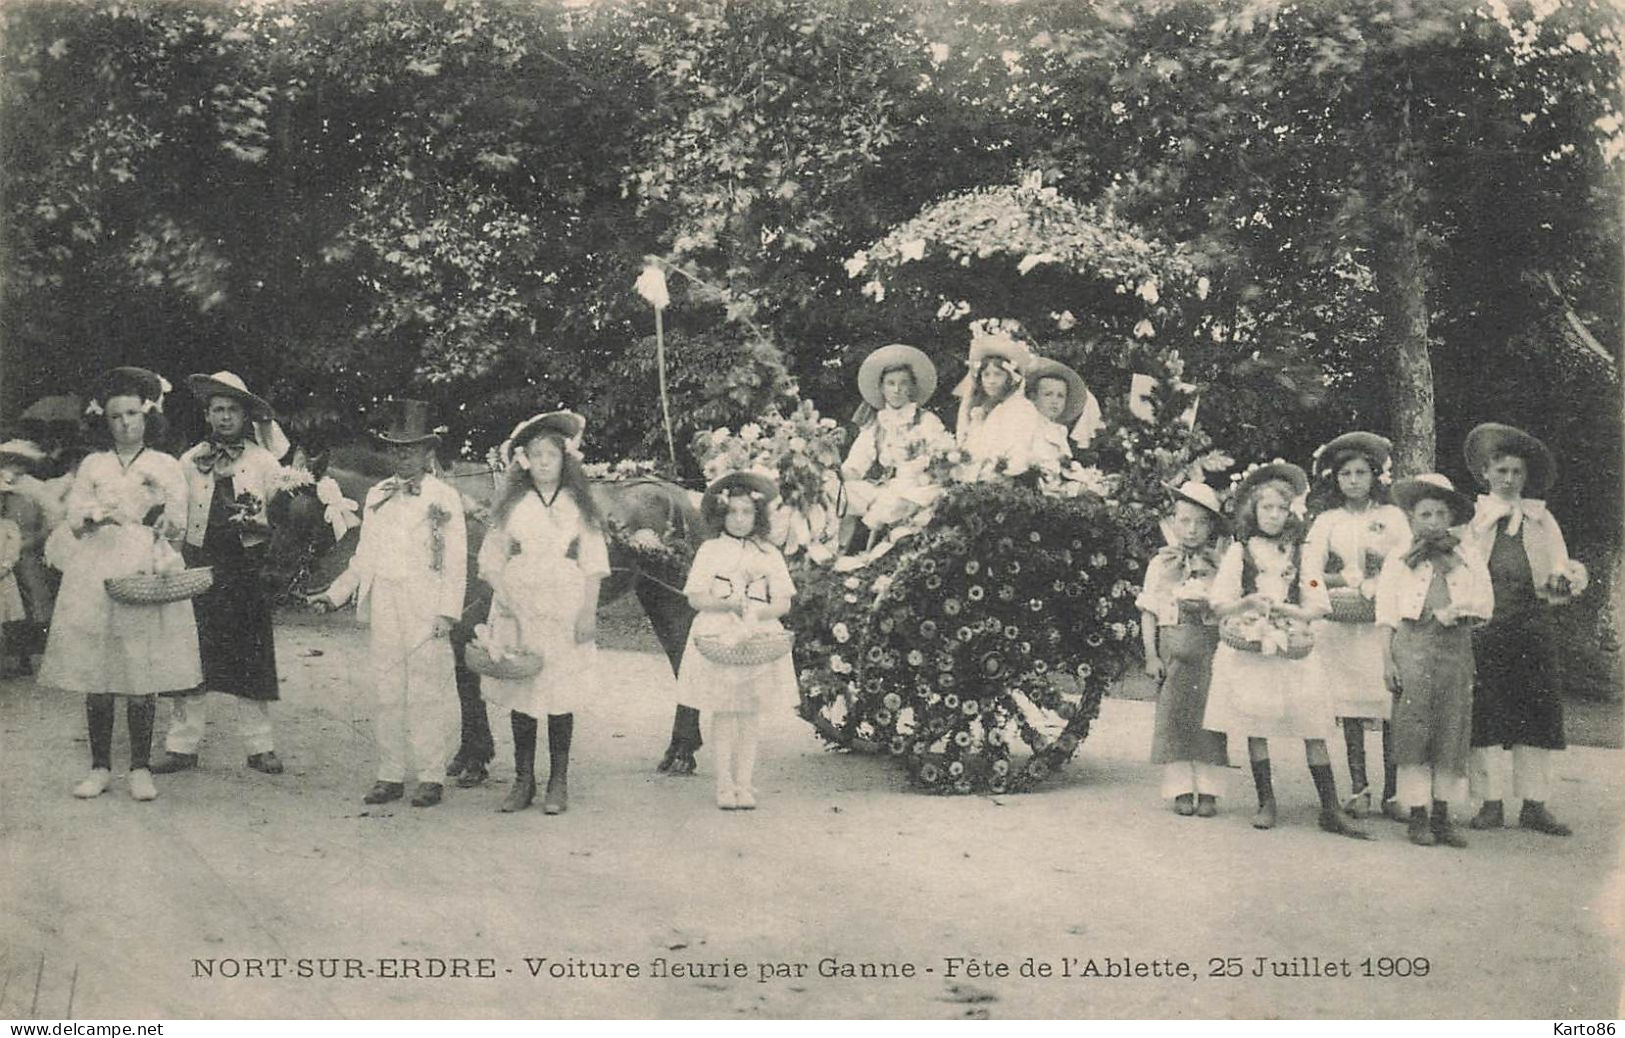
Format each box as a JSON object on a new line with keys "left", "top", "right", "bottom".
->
{"left": 1, "top": 617, "right": 1619, "bottom": 1019}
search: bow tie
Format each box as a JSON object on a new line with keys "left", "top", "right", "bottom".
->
{"left": 1473, "top": 494, "right": 1545, "bottom": 537}
{"left": 1403, "top": 530, "right": 1460, "bottom": 571}
{"left": 374, "top": 475, "right": 424, "bottom": 508}
{"left": 194, "top": 439, "right": 245, "bottom": 475}
{"left": 1157, "top": 544, "right": 1217, "bottom": 580}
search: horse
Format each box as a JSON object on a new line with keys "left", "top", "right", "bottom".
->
{"left": 267, "top": 443, "right": 709, "bottom": 776}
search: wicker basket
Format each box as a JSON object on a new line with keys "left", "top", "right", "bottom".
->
{"left": 105, "top": 567, "right": 213, "bottom": 605}
{"left": 693, "top": 630, "right": 794, "bottom": 666}
{"left": 1326, "top": 586, "right": 1377, "bottom": 624}
{"left": 1219, "top": 619, "right": 1314, "bottom": 660}
{"left": 465, "top": 642, "right": 545, "bottom": 680}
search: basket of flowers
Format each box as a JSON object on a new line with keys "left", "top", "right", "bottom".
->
{"left": 1220, "top": 613, "right": 1315, "bottom": 659}
{"left": 105, "top": 567, "right": 214, "bottom": 605}
{"left": 693, "top": 629, "right": 794, "bottom": 666}
{"left": 1326, "top": 586, "right": 1377, "bottom": 624}
{"left": 465, "top": 640, "right": 545, "bottom": 680}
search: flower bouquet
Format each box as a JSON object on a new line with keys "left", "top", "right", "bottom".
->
{"left": 1219, "top": 610, "right": 1314, "bottom": 659}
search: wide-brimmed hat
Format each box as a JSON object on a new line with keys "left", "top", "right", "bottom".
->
{"left": 0, "top": 439, "right": 46, "bottom": 472}
{"left": 188, "top": 371, "right": 273, "bottom": 420}
{"left": 91, "top": 367, "right": 170, "bottom": 409}
{"left": 19, "top": 395, "right": 83, "bottom": 424}
{"left": 1025, "top": 357, "right": 1094, "bottom": 427}
{"left": 1312, "top": 431, "right": 1392, "bottom": 476}
{"left": 1464, "top": 422, "right": 1554, "bottom": 495}
{"left": 857, "top": 344, "right": 937, "bottom": 410}
{"left": 1236, "top": 461, "right": 1309, "bottom": 502}
{"left": 1391, "top": 472, "right": 1472, "bottom": 521}
{"left": 371, "top": 399, "right": 442, "bottom": 446}
{"left": 1164, "top": 479, "right": 1224, "bottom": 520}
{"left": 701, "top": 470, "right": 779, "bottom": 524}
{"left": 501, "top": 409, "right": 586, "bottom": 465}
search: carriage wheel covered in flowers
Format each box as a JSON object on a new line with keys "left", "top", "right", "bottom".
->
{"left": 791, "top": 481, "right": 1146, "bottom": 794}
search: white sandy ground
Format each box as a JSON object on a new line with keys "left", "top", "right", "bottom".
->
{"left": 0, "top": 619, "right": 1620, "bottom": 1020}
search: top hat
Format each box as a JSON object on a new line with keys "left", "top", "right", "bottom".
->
{"left": 857, "top": 344, "right": 938, "bottom": 410}
{"left": 188, "top": 371, "right": 274, "bottom": 420}
{"left": 1391, "top": 472, "right": 1472, "bottom": 521}
{"left": 372, "top": 399, "right": 442, "bottom": 446}
{"left": 1463, "top": 422, "right": 1554, "bottom": 496}
{"left": 1312, "top": 431, "right": 1392, "bottom": 476}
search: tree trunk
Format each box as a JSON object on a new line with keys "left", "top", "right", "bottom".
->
{"left": 1374, "top": 191, "right": 1435, "bottom": 479}
{"left": 1372, "top": 87, "right": 1435, "bottom": 479}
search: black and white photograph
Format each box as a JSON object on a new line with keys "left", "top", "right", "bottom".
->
{"left": 0, "top": 0, "right": 1620, "bottom": 1022}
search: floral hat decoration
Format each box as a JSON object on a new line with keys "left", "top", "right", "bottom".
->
{"left": 501, "top": 409, "right": 586, "bottom": 466}
{"left": 86, "top": 366, "right": 171, "bottom": 416}
{"left": 700, "top": 469, "right": 780, "bottom": 531}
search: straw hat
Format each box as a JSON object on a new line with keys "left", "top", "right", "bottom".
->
{"left": 0, "top": 439, "right": 46, "bottom": 473}
{"left": 857, "top": 344, "right": 937, "bottom": 410}
{"left": 188, "top": 371, "right": 274, "bottom": 420}
{"left": 1164, "top": 480, "right": 1224, "bottom": 520}
{"left": 1391, "top": 472, "right": 1472, "bottom": 521}
{"left": 501, "top": 409, "right": 586, "bottom": 464}
{"left": 1236, "top": 461, "right": 1309, "bottom": 502}
{"left": 1463, "top": 422, "right": 1554, "bottom": 495}
{"left": 1025, "top": 357, "right": 1094, "bottom": 427}
{"left": 1312, "top": 431, "right": 1392, "bottom": 476}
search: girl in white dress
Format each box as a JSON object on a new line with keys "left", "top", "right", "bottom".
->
{"left": 1301, "top": 432, "right": 1411, "bottom": 821}
{"left": 40, "top": 368, "right": 201, "bottom": 802}
{"left": 840, "top": 343, "right": 946, "bottom": 550}
{"left": 1203, "top": 463, "right": 1368, "bottom": 839}
{"left": 953, "top": 329, "right": 1048, "bottom": 481}
{"left": 478, "top": 410, "right": 609, "bottom": 816}
{"left": 674, "top": 472, "right": 798, "bottom": 810}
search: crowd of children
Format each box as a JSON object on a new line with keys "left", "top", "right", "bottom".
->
{"left": 6, "top": 348, "right": 1595, "bottom": 837}
{"left": 1138, "top": 428, "right": 1587, "bottom": 845}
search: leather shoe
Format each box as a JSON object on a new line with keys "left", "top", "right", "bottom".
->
{"left": 150, "top": 752, "right": 198, "bottom": 774}
{"left": 410, "top": 782, "right": 444, "bottom": 807}
{"left": 1518, "top": 801, "right": 1572, "bottom": 837}
{"left": 363, "top": 781, "right": 405, "bottom": 805}
{"left": 246, "top": 751, "right": 284, "bottom": 775}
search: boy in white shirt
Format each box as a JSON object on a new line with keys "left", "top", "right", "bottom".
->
{"left": 312, "top": 401, "right": 466, "bottom": 807}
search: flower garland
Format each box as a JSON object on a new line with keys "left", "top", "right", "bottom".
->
{"left": 789, "top": 481, "right": 1146, "bottom": 793}
{"left": 427, "top": 503, "right": 451, "bottom": 572}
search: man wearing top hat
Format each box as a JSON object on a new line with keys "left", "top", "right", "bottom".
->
{"left": 152, "top": 372, "right": 291, "bottom": 776}
{"left": 310, "top": 400, "right": 466, "bottom": 807}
